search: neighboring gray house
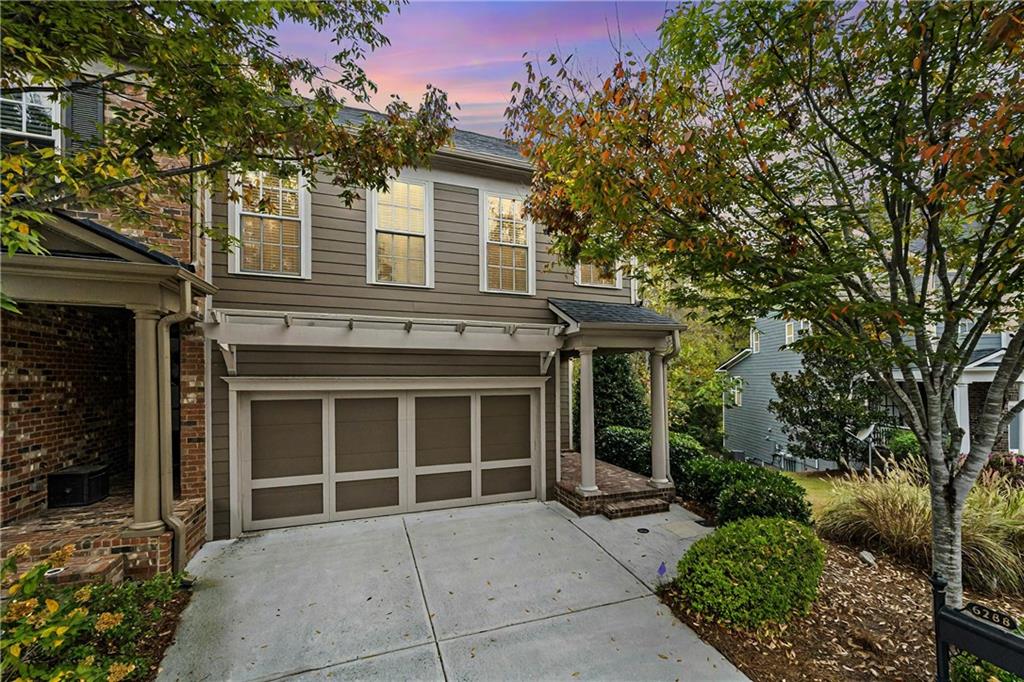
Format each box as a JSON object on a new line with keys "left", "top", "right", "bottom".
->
{"left": 719, "top": 317, "right": 1022, "bottom": 469}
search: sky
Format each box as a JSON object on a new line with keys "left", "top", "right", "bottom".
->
{"left": 276, "top": 1, "right": 676, "bottom": 137}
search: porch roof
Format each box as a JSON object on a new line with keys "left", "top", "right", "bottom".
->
{"left": 548, "top": 299, "right": 683, "bottom": 331}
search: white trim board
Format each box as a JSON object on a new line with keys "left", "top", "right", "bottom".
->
{"left": 224, "top": 375, "right": 550, "bottom": 393}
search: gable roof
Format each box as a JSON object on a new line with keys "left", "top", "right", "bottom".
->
{"left": 548, "top": 298, "right": 683, "bottom": 330}
{"left": 47, "top": 210, "right": 192, "bottom": 270}
{"left": 335, "top": 107, "right": 529, "bottom": 170}
{"left": 717, "top": 348, "right": 752, "bottom": 371}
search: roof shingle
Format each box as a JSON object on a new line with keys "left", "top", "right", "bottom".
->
{"left": 549, "top": 298, "right": 683, "bottom": 329}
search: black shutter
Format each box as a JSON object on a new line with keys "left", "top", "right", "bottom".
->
{"left": 62, "top": 83, "right": 104, "bottom": 152}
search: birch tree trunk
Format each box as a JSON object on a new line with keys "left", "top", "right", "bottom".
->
{"left": 930, "top": 491, "right": 964, "bottom": 608}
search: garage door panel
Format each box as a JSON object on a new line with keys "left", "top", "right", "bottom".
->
{"left": 481, "top": 395, "right": 532, "bottom": 462}
{"left": 416, "top": 471, "right": 472, "bottom": 503}
{"left": 480, "top": 466, "right": 532, "bottom": 496}
{"left": 336, "top": 397, "right": 399, "bottom": 472}
{"left": 251, "top": 399, "right": 323, "bottom": 479}
{"left": 251, "top": 484, "right": 323, "bottom": 521}
{"left": 336, "top": 478, "right": 400, "bottom": 512}
{"left": 415, "top": 396, "right": 471, "bottom": 466}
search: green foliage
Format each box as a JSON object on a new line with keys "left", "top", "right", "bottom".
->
{"left": 887, "top": 430, "right": 921, "bottom": 461}
{"left": 769, "top": 345, "right": 889, "bottom": 469}
{"left": 672, "top": 517, "right": 825, "bottom": 630}
{"left": 2, "top": 0, "right": 453, "bottom": 304}
{"left": 1, "top": 544, "right": 183, "bottom": 681}
{"left": 573, "top": 354, "right": 649, "bottom": 448}
{"left": 951, "top": 646, "right": 1024, "bottom": 682}
{"left": 717, "top": 475, "right": 813, "bottom": 526}
{"left": 677, "top": 456, "right": 760, "bottom": 508}
{"left": 818, "top": 464, "right": 1024, "bottom": 595}
{"left": 595, "top": 425, "right": 704, "bottom": 479}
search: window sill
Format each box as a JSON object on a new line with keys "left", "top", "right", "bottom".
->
{"left": 574, "top": 282, "right": 622, "bottom": 290}
{"left": 367, "top": 280, "right": 435, "bottom": 290}
{"left": 228, "top": 269, "right": 311, "bottom": 281}
{"left": 478, "top": 287, "right": 535, "bottom": 297}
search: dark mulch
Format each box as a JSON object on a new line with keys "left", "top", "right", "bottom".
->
{"left": 140, "top": 587, "right": 191, "bottom": 681}
{"left": 659, "top": 542, "right": 1024, "bottom": 682}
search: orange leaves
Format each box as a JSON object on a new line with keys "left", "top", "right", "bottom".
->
{"left": 920, "top": 143, "right": 942, "bottom": 161}
{"left": 638, "top": 70, "right": 648, "bottom": 85}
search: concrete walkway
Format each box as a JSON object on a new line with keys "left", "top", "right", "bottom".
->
{"left": 158, "top": 501, "right": 745, "bottom": 682}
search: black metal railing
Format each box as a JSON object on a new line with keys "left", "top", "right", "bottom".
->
{"left": 932, "top": 575, "right": 1024, "bottom": 681}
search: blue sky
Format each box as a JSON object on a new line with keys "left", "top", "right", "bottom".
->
{"left": 277, "top": 1, "right": 676, "bottom": 136}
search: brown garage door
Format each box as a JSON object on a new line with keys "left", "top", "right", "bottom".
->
{"left": 242, "top": 389, "right": 536, "bottom": 531}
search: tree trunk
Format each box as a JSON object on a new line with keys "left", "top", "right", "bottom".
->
{"left": 930, "top": 491, "right": 964, "bottom": 608}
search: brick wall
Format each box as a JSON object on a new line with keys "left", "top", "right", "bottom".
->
{"left": 1, "top": 304, "right": 134, "bottom": 522}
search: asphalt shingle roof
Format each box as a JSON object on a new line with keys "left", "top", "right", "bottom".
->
{"left": 549, "top": 298, "right": 683, "bottom": 329}
{"left": 335, "top": 107, "right": 525, "bottom": 166}
{"left": 51, "top": 210, "right": 192, "bottom": 270}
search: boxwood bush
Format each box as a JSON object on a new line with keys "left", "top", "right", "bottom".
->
{"left": 676, "top": 456, "right": 760, "bottom": 508}
{"left": 887, "top": 429, "right": 920, "bottom": 461}
{"left": 595, "top": 426, "right": 704, "bottom": 478}
{"left": 673, "top": 517, "right": 825, "bottom": 630}
{"left": 717, "top": 475, "right": 813, "bottom": 525}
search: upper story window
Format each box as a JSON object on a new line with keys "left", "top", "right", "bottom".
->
{"left": 732, "top": 381, "right": 743, "bottom": 407}
{"left": 480, "top": 192, "right": 534, "bottom": 295}
{"left": 785, "top": 321, "right": 796, "bottom": 345}
{"left": 576, "top": 260, "right": 622, "bottom": 288}
{"left": 228, "top": 171, "right": 311, "bottom": 279}
{"left": 1, "top": 91, "right": 59, "bottom": 143}
{"left": 368, "top": 178, "right": 433, "bottom": 287}
{"left": 750, "top": 328, "right": 761, "bottom": 353}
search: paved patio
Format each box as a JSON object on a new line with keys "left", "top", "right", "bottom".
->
{"left": 157, "top": 501, "right": 744, "bottom": 681}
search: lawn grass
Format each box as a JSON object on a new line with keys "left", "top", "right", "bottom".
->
{"left": 784, "top": 471, "right": 839, "bottom": 518}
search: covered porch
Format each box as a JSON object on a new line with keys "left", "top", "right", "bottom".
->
{"left": 548, "top": 299, "right": 684, "bottom": 517}
{"left": 1, "top": 211, "right": 215, "bottom": 580}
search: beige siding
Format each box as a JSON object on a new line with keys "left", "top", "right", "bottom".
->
{"left": 210, "top": 344, "right": 563, "bottom": 538}
{"left": 210, "top": 172, "right": 631, "bottom": 321}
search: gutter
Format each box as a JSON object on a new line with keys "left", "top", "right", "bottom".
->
{"left": 158, "top": 280, "right": 192, "bottom": 573}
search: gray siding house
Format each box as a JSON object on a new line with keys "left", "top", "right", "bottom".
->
{"left": 720, "top": 317, "right": 1022, "bottom": 468}
{"left": 201, "top": 111, "right": 682, "bottom": 539}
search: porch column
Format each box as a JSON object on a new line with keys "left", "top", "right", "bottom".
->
{"left": 649, "top": 350, "right": 672, "bottom": 488}
{"left": 130, "top": 309, "right": 164, "bottom": 531}
{"left": 954, "top": 382, "right": 970, "bottom": 455}
{"left": 576, "top": 346, "right": 599, "bottom": 493}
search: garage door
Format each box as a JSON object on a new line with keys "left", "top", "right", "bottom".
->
{"left": 239, "top": 389, "right": 539, "bottom": 531}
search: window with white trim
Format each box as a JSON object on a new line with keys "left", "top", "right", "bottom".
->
{"left": 369, "top": 178, "right": 431, "bottom": 287}
{"left": 229, "top": 171, "right": 310, "bottom": 278}
{"left": 785, "top": 321, "right": 796, "bottom": 345}
{"left": 481, "top": 192, "right": 533, "bottom": 294}
{"left": 733, "top": 382, "right": 743, "bottom": 407}
{"left": 576, "top": 260, "right": 621, "bottom": 288}
{"left": 750, "top": 328, "right": 761, "bottom": 353}
{"left": 1, "top": 91, "right": 58, "bottom": 142}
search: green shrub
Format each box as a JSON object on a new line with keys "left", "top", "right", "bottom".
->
{"left": 951, "top": 646, "right": 1024, "bottom": 682}
{"left": 596, "top": 426, "right": 704, "bottom": 478}
{"left": 673, "top": 517, "right": 825, "bottom": 629}
{"left": 818, "top": 464, "right": 1024, "bottom": 595}
{"left": 1, "top": 544, "right": 183, "bottom": 681}
{"left": 887, "top": 430, "right": 920, "bottom": 460}
{"left": 677, "top": 456, "right": 773, "bottom": 508}
{"left": 717, "top": 474, "right": 813, "bottom": 525}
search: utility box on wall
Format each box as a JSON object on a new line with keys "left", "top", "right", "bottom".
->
{"left": 47, "top": 464, "right": 110, "bottom": 508}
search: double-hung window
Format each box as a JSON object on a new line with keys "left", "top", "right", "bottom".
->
{"left": 576, "top": 260, "right": 622, "bottom": 288}
{"left": 229, "top": 171, "right": 311, "bottom": 278}
{"left": 733, "top": 381, "right": 743, "bottom": 407}
{"left": 481, "top": 192, "right": 533, "bottom": 294}
{"left": 750, "top": 328, "right": 761, "bottom": 353}
{"left": 1, "top": 91, "right": 59, "bottom": 144}
{"left": 368, "top": 178, "right": 432, "bottom": 287}
{"left": 785, "top": 321, "right": 796, "bottom": 345}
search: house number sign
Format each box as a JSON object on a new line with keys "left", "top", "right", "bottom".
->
{"left": 965, "top": 602, "right": 1019, "bottom": 632}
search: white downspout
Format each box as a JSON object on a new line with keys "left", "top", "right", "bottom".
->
{"left": 159, "top": 280, "right": 192, "bottom": 573}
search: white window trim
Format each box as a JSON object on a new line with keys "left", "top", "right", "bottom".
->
{"left": 226, "top": 172, "right": 313, "bottom": 280}
{"left": 478, "top": 190, "right": 536, "bottom": 296}
{"left": 733, "top": 382, "right": 743, "bottom": 407}
{"left": 750, "top": 328, "right": 761, "bottom": 354}
{"left": 366, "top": 175, "right": 435, "bottom": 289}
{"left": 785, "top": 321, "right": 796, "bottom": 345}
{"left": 0, "top": 89, "right": 61, "bottom": 144}
{"left": 574, "top": 261, "right": 623, "bottom": 289}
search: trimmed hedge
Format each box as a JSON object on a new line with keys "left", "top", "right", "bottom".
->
{"left": 717, "top": 475, "right": 813, "bottom": 525}
{"left": 887, "top": 430, "right": 920, "bottom": 461}
{"left": 674, "top": 517, "right": 825, "bottom": 630}
{"left": 595, "top": 426, "right": 704, "bottom": 479}
{"left": 677, "top": 455, "right": 812, "bottom": 524}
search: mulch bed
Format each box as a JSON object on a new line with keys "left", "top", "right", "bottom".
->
{"left": 140, "top": 587, "right": 192, "bottom": 681}
{"left": 659, "top": 541, "right": 1024, "bottom": 682}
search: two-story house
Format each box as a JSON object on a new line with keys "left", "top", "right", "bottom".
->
{"left": 2, "top": 103, "right": 682, "bottom": 578}
{"left": 719, "top": 316, "right": 1022, "bottom": 468}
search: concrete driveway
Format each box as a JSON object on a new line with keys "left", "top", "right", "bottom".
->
{"left": 158, "top": 501, "right": 745, "bottom": 682}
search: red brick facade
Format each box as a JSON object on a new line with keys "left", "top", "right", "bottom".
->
{"left": 1, "top": 304, "right": 134, "bottom": 522}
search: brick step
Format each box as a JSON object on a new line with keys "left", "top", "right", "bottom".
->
{"left": 42, "top": 555, "right": 124, "bottom": 587}
{"left": 597, "top": 488, "right": 675, "bottom": 504}
{"left": 601, "top": 498, "right": 671, "bottom": 519}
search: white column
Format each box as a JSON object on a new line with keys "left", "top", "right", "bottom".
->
{"left": 650, "top": 350, "right": 672, "bottom": 487}
{"left": 130, "top": 309, "right": 164, "bottom": 531}
{"left": 954, "top": 382, "right": 970, "bottom": 455}
{"left": 576, "top": 347, "right": 598, "bottom": 493}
